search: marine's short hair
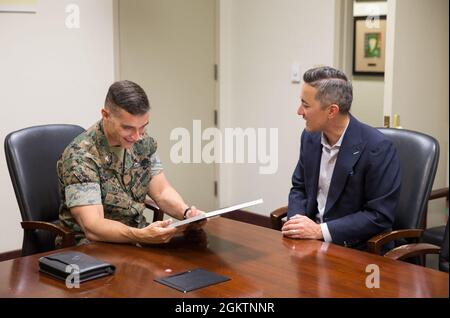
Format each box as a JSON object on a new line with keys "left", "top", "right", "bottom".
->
{"left": 105, "top": 80, "right": 150, "bottom": 115}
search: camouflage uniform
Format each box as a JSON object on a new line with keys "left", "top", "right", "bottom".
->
{"left": 57, "top": 120, "right": 163, "bottom": 245}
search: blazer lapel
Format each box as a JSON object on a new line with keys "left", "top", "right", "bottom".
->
{"left": 304, "top": 133, "right": 322, "bottom": 203}
{"left": 324, "top": 116, "right": 365, "bottom": 214}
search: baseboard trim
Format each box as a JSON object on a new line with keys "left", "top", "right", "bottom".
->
{"left": 0, "top": 249, "right": 21, "bottom": 262}
{"left": 221, "top": 210, "right": 272, "bottom": 229}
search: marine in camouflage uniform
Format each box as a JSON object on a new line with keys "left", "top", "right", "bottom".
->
{"left": 57, "top": 120, "right": 163, "bottom": 245}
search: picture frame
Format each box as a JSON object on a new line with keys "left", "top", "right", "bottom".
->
{"left": 353, "top": 15, "right": 387, "bottom": 76}
{"left": 0, "top": 0, "right": 37, "bottom": 13}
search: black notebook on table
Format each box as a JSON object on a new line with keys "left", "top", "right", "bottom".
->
{"left": 38, "top": 251, "right": 115, "bottom": 283}
{"left": 155, "top": 268, "right": 230, "bottom": 292}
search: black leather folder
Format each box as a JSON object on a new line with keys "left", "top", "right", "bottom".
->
{"left": 155, "top": 268, "right": 230, "bottom": 292}
{"left": 39, "top": 251, "right": 115, "bottom": 283}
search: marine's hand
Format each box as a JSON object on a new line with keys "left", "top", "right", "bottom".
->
{"left": 174, "top": 206, "right": 207, "bottom": 232}
{"left": 185, "top": 206, "right": 207, "bottom": 231}
{"left": 133, "top": 219, "right": 177, "bottom": 244}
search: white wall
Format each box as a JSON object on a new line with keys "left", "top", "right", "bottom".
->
{"left": 385, "top": 0, "right": 448, "bottom": 189}
{"left": 219, "top": 0, "right": 337, "bottom": 215}
{"left": 0, "top": 0, "right": 115, "bottom": 253}
{"left": 351, "top": 78, "right": 385, "bottom": 127}
{"left": 353, "top": 1, "right": 387, "bottom": 17}
{"left": 351, "top": 1, "right": 387, "bottom": 127}
{"left": 385, "top": 0, "right": 449, "bottom": 228}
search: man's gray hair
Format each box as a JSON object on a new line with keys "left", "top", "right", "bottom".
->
{"left": 303, "top": 66, "right": 353, "bottom": 114}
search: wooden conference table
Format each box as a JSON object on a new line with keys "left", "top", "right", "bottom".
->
{"left": 0, "top": 217, "right": 448, "bottom": 297}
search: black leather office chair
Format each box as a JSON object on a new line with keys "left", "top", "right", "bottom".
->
{"left": 366, "top": 128, "right": 439, "bottom": 254}
{"left": 384, "top": 219, "right": 448, "bottom": 273}
{"left": 421, "top": 188, "right": 449, "bottom": 247}
{"left": 423, "top": 225, "right": 447, "bottom": 246}
{"left": 4, "top": 124, "right": 85, "bottom": 256}
{"left": 439, "top": 219, "right": 449, "bottom": 272}
{"left": 270, "top": 128, "right": 440, "bottom": 255}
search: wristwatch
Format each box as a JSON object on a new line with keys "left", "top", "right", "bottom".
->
{"left": 183, "top": 207, "right": 192, "bottom": 219}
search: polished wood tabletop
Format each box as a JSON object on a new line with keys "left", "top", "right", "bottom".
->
{"left": 0, "top": 217, "right": 448, "bottom": 297}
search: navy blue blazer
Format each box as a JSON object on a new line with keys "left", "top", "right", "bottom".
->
{"left": 287, "top": 115, "right": 401, "bottom": 249}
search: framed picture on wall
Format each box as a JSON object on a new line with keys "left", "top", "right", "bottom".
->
{"left": 353, "top": 15, "right": 387, "bottom": 76}
{"left": 0, "top": 0, "right": 37, "bottom": 13}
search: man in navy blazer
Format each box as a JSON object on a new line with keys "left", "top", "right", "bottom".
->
{"left": 282, "top": 66, "right": 401, "bottom": 250}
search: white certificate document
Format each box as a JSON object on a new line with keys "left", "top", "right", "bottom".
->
{"left": 170, "top": 199, "right": 264, "bottom": 228}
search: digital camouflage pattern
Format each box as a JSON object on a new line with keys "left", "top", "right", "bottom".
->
{"left": 57, "top": 120, "right": 163, "bottom": 245}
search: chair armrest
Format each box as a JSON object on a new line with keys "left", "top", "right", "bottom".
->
{"left": 144, "top": 197, "right": 164, "bottom": 222}
{"left": 367, "top": 229, "right": 424, "bottom": 255}
{"left": 21, "top": 221, "right": 75, "bottom": 248}
{"left": 384, "top": 243, "right": 441, "bottom": 261}
{"left": 429, "top": 187, "right": 449, "bottom": 201}
{"left": 270, "top": 206, "right": 288, "bottom": 230}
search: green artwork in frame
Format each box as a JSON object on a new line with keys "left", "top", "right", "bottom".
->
{"left": 364, "top": 32, "right": 382, "bottom": 58}
{"left": 353, "top": 15, "right": 386, "bottom": 76}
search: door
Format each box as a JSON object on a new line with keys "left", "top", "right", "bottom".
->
{"left": 118, "top": 0, "right": 218, "bottom": 211}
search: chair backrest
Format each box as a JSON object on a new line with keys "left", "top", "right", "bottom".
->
{"left": 439, "top": 219, "right": 449, "bottom": 272}
{"left": 4, "top": 124, "right": 85, "bottom": 254}
{"left": 378, "top": 128, "right": 439, "bottom": 230}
